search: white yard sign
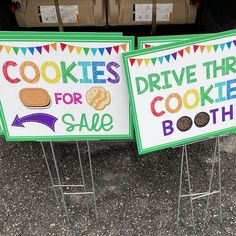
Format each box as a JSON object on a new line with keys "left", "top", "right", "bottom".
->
{"left": 0, "top": 35, "right": 134, "bottom": 141}
{"left": 124, "top": 30, "right": 236, "bottom": 154}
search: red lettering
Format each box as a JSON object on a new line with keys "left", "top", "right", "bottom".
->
{"left": 151, "top": 96, "right": 165, "bottom": 117}
{"left": 3, "top": 61, "right": 20, "bottom": 84}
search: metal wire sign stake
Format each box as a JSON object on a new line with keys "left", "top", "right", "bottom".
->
{"left": 40, "top": 141, "right": 98, "bottom": 226}
{"left": 177, "top": 136, "right": 222, "bottom": 233}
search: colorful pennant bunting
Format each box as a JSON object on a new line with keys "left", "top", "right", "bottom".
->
{"left": 130, "top": 58, "right": 136, "bottom": 66}
{"left": 151, "top": 57, "right": 157, "bottom": 65}
{"left": 91, "top": 48, "right": 97, "bottom": 56}
{"left": 84, "top": 48, "right": 90, "bottom": 55}
{"left": 68, "top": 45, "right": 74, "bottom": 53}
{"left": 5, "top": 46, "right": 11, "bottom": 54}
{"left": 165, "top": 55, "right": 170, "bottom": 62}
{"left": 172, "top": 52, "right": 177, "bottom": 60}
{"left": 157, "top": 57, "right": 163, "bottom": 64}
{"left": 98, "top": 47, "right": 105, "bottom": 55}
{"left": 144, "top": 58, "right": 150, "bottom": 66}
{"left": 76, "top": 47, "right": 82, "bottom": 55}
{"left": 106, "top": 47, "right": 112, "bottom": 55}
{"left": 137, "top": 59, "right": 143, "bottom": 66}
{"left": 0, "top": 42, "right": 127, "bottom": 57}
{"left": 213, "top": 44, "right": 219, "bottom": 52}
{"left": 207, "top": 45, "right": 212, "bottom": 53}
{"left": 37, "top": 47, "right": 43, "bottom": 54}
{"left": 28, "top": 47, "right": 35, "bottom": 55}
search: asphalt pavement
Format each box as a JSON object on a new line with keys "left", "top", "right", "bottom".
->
{"left": 0, "top": 135, "right": 235, "bottom": 235}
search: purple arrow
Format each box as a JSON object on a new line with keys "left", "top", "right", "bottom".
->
{"left": 12, "top": 113, "right": 58, "bottom": 132}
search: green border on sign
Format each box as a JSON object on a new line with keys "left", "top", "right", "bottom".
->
{"left": 0, "top": 125, "right": 3, "bottom": 135}
{"left": 0, "top": 35, "right": 134, "bottom": 141}
{"left": 124, "top": 29, "right": 236, "bottom": 154}
{"left": 137, "top": 33, "right": 210, "bottom": 49}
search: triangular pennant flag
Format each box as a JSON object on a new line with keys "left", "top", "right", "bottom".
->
{"left": 43, "top": 44, "right": 50, "bottom": 53}
{"left": 51, "top": 43, "right": 57, "bottom": 51}
{"left": 172, "top": 52, "right": 177, "bottom": 60}
{"left": 220, "top": 43, "right": 225, "bottom": 51}
{"left": 206, "top": 45, "right": 212, "bottom": 53}
{"left": 178, "top": 49, "right": 184, "bottom": 57}
{"left": 76, "top": 47, "right": 82, "bottom": 54}
{"left": 213, "top": 44, "right": 219, "bottom": 52}
{"left": 113, "top": 45, "right": 119, "bottom": 54}
{"left": 193, "top": 45, "right": 199, "bottom": 53}
{"left": 36, "top": 46, "right": 42, "bottom": 54}
{"left": 120, "top": 44, "right": 127, "bottom": 52}
{"left": 200, "top": 45, "right": 205, "bottom": 53}
{"left": 145, "top": 44, "right": 151, "bottom": 48}
{"left": 226, "top": 42, "right": 232, "bottom": 49}
{"left": 60, "top": 43, "right": 67, "bottom": 51}
{"left": 233, "top": 40, "right": 236, "bottom": 47}
{"left": 106, "top": 47, "right": 112, "bottom": 55}
{"left": 91, "top": 48, "right": 97, "bottom": 56}
{"left": 0, "top": 45, "right": 3, "bottom": 52}
{"left": 98, "top": 47, "right": 105, "bottom": 55}
{"left": 68, "top": 45, "right": 74, "bottom": 53}
{"left": 144, "top": 58, "right": 150, "bottom": 66}
{"left": 157, "top": 57, "right": 163, "bottom": 64}
{"left": 13, "top": 47, "right": 19, "bottom": 55}
{"left": 151, "top": 57, "right": 157, "bottom": 65}
{"left": 185, "top": 46, "right": 190, "bottom": 54}
{"left": 165, "top": 55, "right": 171, "bottom": 62}
{"left": 28, "top": 47, "right": 35, "bottom": 55}
{"left": 137, "top": 59, "right": 143, "bottom": 66}
{"left": 5, "top": 46, "right": 11, "bottom": 54}
{"left": 83, "top": 48, "right": 90, "bottom": 55}
{"left": 20, "top": 47, "right": 27, "bottom": 55}
{"left": 130, "top": 58, "right": 136, "bottom": 66}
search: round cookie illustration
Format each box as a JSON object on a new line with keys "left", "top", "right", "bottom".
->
{"left": 194, "top": 112, "right": 210, "bottom": 128}
{"left": 86, "top": 86, "right": 111, "bottom": 110}
{"left": 177, "top": 116, "right": 193, "bottom": 132}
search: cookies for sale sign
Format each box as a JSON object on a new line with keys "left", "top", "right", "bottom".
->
{"left": 0, "top": 35, "right": 134, "bottom": 141}
{"left": 123, "top": 30, "right": 236, "bottom": 154}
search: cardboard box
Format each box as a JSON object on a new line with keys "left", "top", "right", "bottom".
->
{"left": 15, "top": 0, "right": 106, "bottom": 27}
{"left": 108, "top": 0, "right": 197, "bottom": 25}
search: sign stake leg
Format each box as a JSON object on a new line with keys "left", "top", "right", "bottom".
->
{"left": 49, "top": 141, "right": 69, "bottom": 222}
{"left": 76, "top": 141, "right": 89, "bottom": 217}
{"left": 40, "top": 142, "right": 60, "bottom": 208}
{"left": 203, "top": 138, "right": 218, "bottom": 230}
{"left": 177, "top": 146, "right": 185, "bottom": 229}
{"left": 86, "top": 141, "right": 98, "bottom": 223}
{"left": 184, "top": 144, "right": 196, "bottom": 233}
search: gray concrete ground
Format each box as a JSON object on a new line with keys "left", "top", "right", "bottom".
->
{"left": 0, "top": 135, "right": 235, "bottom": 236}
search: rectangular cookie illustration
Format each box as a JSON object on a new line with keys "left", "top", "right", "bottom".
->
{"left": 19, "top": 88, "right": 51, "bottom": 108}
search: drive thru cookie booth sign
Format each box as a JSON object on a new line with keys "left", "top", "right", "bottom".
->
{"left": 124, "top": 31, "right": 236, "bottom": 154}
{"left": 0, "top": 37, "right": 134, "bottom": 141}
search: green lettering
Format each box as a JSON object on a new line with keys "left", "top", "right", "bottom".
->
{"left": 186, "top": 64, "right": 197, "bottom": 84}
{"left": 200, "top": 85, "right": 214, "bottom": 106}
{"left": 79, "top": 113, "right": 91, "bottom": 131}
{"left": 203, "top": 61, "right": 213, "bottom": 79}
{"left": 148, "top": 73, "right": 161, "bottom": 92}
{"left": 62, "top": 113, "right": 76, "bottom": 132}
{"left": 226, "top": 56, "right": 236, "bottom": 75}
{"left": 61, "top": 62, "right": 78, "bottom": 83}
{"left": 135, "top": 77, "right": 148, "bottom": 95}
{"left": 171, "top": 68, "right": 185, "bottom": 86}
{"left": 213, "top": 59, "right": 226, "bottom": 78}
{"left": 102, "top": 114, "right": 113, "bottom": 131}
{"left": 161, "top": 70, "right": 172, "bottom": 89}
